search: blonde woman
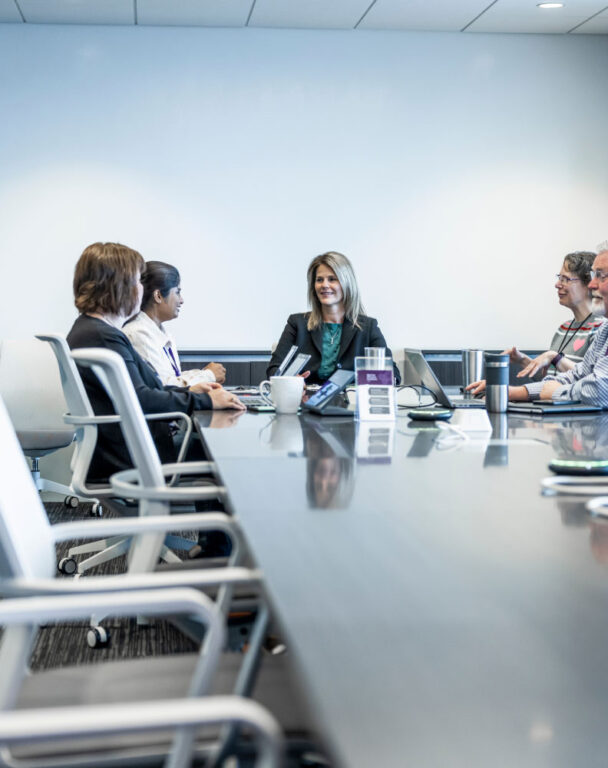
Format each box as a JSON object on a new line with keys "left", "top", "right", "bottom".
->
{"left": 267, "top": 251, "right": 400, "bottom": 384}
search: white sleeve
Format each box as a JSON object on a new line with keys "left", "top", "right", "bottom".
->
{"left": 177, "top": 367, "right": 216, "bottom": 386}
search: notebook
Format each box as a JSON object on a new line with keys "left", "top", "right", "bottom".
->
{"left": 507, "top": 401, "right": 602, "bottom": 415}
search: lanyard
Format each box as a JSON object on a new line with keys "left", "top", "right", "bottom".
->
{"left": 557, "top": 313, "right": 592, "bottom": 356}
{"left": 163, "top": 344, "right": 181, "bottom": 377}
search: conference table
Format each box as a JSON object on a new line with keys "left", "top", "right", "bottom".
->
{"left": 194, "top": 404, "right": 608, "bottom": 768}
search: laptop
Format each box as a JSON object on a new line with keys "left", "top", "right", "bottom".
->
{"left": 507, "top": 401, "right": 602, "bottom": 415}
{"left": 402, "top": 349, "right": 485, "bottom": 410}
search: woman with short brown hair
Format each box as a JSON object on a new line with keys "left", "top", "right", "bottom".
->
{"left": 68, "top": 242, "right": 244, "bottom": 484}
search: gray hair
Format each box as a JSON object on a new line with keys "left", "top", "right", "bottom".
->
{"left": 306, "top": 251, "right": 364, "bottom": 331}
{"left": 563, "top": 251, "right": 596, "bottom": 286}
{"left": 596, "top": 240, "right": 608, "bottom": 254}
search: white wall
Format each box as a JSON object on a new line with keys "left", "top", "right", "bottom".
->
{"left": 0, "top": 25, "right": 607, "bottom": 353}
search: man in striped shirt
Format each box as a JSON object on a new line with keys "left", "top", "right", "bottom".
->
{"left": 520, "top": 243, "right": 608, "bottom": 406}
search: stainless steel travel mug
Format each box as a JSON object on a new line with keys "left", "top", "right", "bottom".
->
{"left": 462, "top": 349, "right": 484, "bottom": 389}
{"left": 484, "top": 352, "right": 509, "bottom": 413}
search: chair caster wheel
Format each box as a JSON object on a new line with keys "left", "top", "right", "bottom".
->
{"left": 58, "top": 557, "right": 78, "bottom": 575}
{"left": 87, "top": 626, "right": 109, "bottom": 648}
{"left": 64, "top": 495, "right": 79, "bottom": 508}
{"left": 90, "top": 502, "right": 103, "bottom": 517}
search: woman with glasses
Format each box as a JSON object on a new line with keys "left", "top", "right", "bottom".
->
{"left": 507, "top": 251, "right": 602, "bottom": 379}
{"left": 267, "top": 251, "right": 400, "bottom": 385}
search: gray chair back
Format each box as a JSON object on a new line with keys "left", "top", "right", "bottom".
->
{"left": 36, "top": 333, "right": 114, "bottom": 498}
{"left": 0, "top": 394, "right": 59, "bottom": 580}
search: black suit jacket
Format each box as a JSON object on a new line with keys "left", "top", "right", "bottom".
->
{"left": 67, "top": 314, "right": 212, "bottom": 483}
{"left": 267, "top": 313, "right": 401, "bottom": 385}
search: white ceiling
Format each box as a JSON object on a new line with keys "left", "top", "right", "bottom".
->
{"left": 0, "top": 0, "right": 607, "bottom": 34}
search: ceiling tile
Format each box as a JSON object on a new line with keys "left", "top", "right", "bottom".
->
{"left": 359, "top": 0, "right": 490, "bottom": 31}
{"left": 0, "top": 0, "right": 21, "bottom": 22}
{"left": 467, "top": 0, "right": 608, "bottom": 33}
{"left": 571, "top": 7, "right": 608, "bottom": 32}
{"left": 249, "top": 0, "right": 371, "bottom": 29}
{"left": 137, "top": 0, "right": 252, "bottom": 27}
{"left": 18, "top": 0, "right": 134, "bottom": 25}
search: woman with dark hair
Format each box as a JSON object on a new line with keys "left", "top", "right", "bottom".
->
{"left": 124, "top": 261, "right": 226, "bottom": 388}
{"left": 267, "top": 251, "right": 400, "bottom": 385}
{"left": 507, "top": 251, "right": 602, "bottom": 379}
{"left": 67, "top": 242, "right": 244, "bottom": 484}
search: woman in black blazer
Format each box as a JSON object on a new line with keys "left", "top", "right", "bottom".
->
{"left": 267, "top": 251, "right": 400, "bottom": 385}
{"left": 67, "top": 242, "right": 244, "bottom": 483}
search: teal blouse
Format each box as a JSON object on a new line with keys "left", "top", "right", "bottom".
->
{"left": 318, "top": 322, "right": 343, "bottom": 380}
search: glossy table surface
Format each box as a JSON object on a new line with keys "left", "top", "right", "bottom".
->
{"left": 195, "top": 407, "right": 608, "bottom": 768}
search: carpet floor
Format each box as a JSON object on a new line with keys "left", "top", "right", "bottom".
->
{"left": 31, "top": 500, "right": 200, "bottom": 670}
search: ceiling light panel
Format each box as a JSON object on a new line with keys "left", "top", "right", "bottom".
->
{"left": 467, "top": 0, "right": 608, "bottom": 33}
{"left": 249, "top": 0, "right": 372, "bottom": 29}
{"left": 359, "top": 0, "right": 491, "bottom": 31}
{"left": 0, "top": 0, "right": 22, "bottom": 22}
{"left": 18, "top": 0, "right": 134, "bottom": 25}
{"left": 137, "top": 0, "right": 253, "bottom": 27}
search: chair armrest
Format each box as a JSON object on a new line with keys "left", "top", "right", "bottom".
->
{"left": 5, "top": 567, "right": 262, "bottom": 597}
{"left": 0, "top": 588, "right": 226, "bottom": 719}
{"left": 64, "top": 411, "right": 192, "bottom": 428}
{"left": 0, "top": 587, "right": 219, "bottom": 630}
{"left": 51, "top": 512, "right": 237, "bottom": 542}
{"left": 63, "top": 413, "right": 121, "bottom": 426}
{"left": 51, "top": 512, "right": 245, "bottom": 566}
{"left": 110, "top": 465, "right": 224, "bottom": 501}
{"left": 0, "top": 697, "right": 282, "bottom": 768}
{"left": 143, "top": 412, "right": 192, "bottom": 470}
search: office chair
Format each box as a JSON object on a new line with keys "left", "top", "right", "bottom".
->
{"left": 0, "top": 337, "right": 88, "bottom": 509}
{"left": 0, "top": 393, "right": 307, "bottom": 767}
{"left": 0, "top": 588, "right": 283, "bottom": 768}
{"left": 37, "top": 333, "right": 199, "bottom": 574}
{"left": 69, "top": 348, "right": 317, "bottom": 764}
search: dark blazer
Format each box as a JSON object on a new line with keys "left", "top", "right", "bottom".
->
{"left": 267, "top": 313, "right": 401, "bottom": 385}
{"left": 67, "top": 314, "right": 212, "bottom": 483}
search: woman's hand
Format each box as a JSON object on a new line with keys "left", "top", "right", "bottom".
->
{"left": 189, "top": 381, "right": 222, "bottom": 395}
{"left": 209, "top": 388, "right": 246, "bottom": 411}
{"left": 204, "top": 362, "right": 227, "bottom": 384}
{"left": 517, "top": 350, "right": 556, "bottom": 379}
{"left": 465, "top": 379, "right": 486, "bottom": 396}
{"left": 210, "top": 410, "right": 245, "bottom": 428}
{"left": 502, "top": 346, "right": 532, "bottom": 369}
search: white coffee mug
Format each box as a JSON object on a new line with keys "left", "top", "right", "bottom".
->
{"left": 259, "top": 376, "right": 304, "bottom": 414}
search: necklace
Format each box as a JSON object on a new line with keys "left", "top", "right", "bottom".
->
{"left": 325, "top": 323, "right": 342, "bottom": 345}
{"left": 556, "top": 312, "right": 592, "bottom": 356}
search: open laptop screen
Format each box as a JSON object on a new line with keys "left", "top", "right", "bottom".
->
{"left": 402, "top": 349, "right": 452, "bottom": 408}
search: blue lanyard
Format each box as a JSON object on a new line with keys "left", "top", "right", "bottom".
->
{"left": 163, "top": 345, "right": 181, "bottom": 377}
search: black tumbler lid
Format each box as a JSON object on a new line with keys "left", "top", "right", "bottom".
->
{"left": 483, "top": 352, "right": 509, "bottom": 363}
{"left": 484, "top": 352, "right": 509, "bottom": 366}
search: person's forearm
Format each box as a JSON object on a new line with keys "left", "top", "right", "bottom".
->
{"left": 558, "top": 357, "right": 575, "bottom": 372}
{"left": 508, "top": 385, "right": 529, "bottom": 402}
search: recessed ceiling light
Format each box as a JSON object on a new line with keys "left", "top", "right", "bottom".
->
{"left": 537, "top": 2, "right": 564, "bottom": 7}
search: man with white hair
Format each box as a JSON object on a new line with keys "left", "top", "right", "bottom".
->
{"left": 520, "top": 240, "right": 608, "bottom": 406}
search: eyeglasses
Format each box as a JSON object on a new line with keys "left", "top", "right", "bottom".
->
{"left": 556, "top": 274, "right": 580, "bottom": 285}
{"left": 590, "top": 269, "right": 608, "bottom": 283}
